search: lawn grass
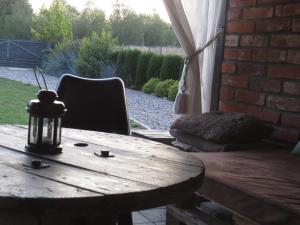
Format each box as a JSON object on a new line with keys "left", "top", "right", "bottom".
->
{"left": 0, "top": 78, "right": 38, "bottom": 124}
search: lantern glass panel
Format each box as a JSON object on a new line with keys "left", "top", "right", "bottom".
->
{"left": 56, "top": 118, "right": 62, "bottom": 145}
{"left": 42, "top": 118, "right": 54, "bottom": 145}
{"left": 29, "top": 116, "right": 39, "bottom": 144}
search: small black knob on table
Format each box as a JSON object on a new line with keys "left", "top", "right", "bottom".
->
{"left": 31, "top": 159, "right": 42, "bottom": 168}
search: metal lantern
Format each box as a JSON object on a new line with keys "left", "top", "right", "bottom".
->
{"left": 25, "top": 68, "right": 66, "bottom": 154}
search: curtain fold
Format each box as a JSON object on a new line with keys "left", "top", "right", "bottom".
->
{"left": 163, "top": 0, "right": 224, "bottom": 114}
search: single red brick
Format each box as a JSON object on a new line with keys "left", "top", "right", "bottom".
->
{"left": 283, "top": 81, "right": 300, "bottom": 96}
{"left": 246, "top": 105, "right": 280, "bottom": 124}
{"left": 240, "top": 35, "right": 269, "bottom": 47}
{"left": 243, "top": 6, "right": 273, "bottom": 19}
{"left": 270, "top": 126, "right": 299, "bottom": 143}
{"left": 287, "top": 50, "right": 300, "bottom": 65}
{"left": 250, "top": 78, "right": 281, "bottom": 93}
{"left": 275, "top": 3, "right": 300, "bottom": 17}
{"left": 257, "top": 0, "right": 273, "bottom": 3}
{"left": 253, "top": 49, "right": 286, "bottom": 63}
{"left": 260, "top": 109, "right": 281, "bottom": 124}
{"left": 222, "top": 62, "right": 236, "bottom": 73}
{"left": 227, "top": 21, "right": 255, "bottom": 33}
{"left": 282, "top": 113, "right": 300, "bottom": 128}
{"left": 271, "top": 35, "right": 300, "bottom": 47}
{"left": 230, "top": 0, "right": 256, "bottom": 7}
{"left": 267, "top": 95, "right": 300, "bottom": 112}
{"left": 247, "top": 105, "right": 280, "bottom": 124}
{"left": 219, "top": 101, "right": 245, "bottom": 113}
{"left": 267, "top": 65, "right": 300, "bottom": 79}
{"left": 222, "top": 75, "right": 249, "bottom": 88}
{"left": 293, "top": 18, "right": 300, "bottom": 32}
{"left": 228, "top": 8, "right": 242, "bottom": 20}
{"left": 238, "top": 63, "right": 265, "bottom": 76}
{"left": 220, "top": 87, "right": 235, "bottom": 100}
{"left": 256, "top": 18, "right": 290, "bottom": 32}
{"left": 235, "top": 89, "right": 265, "bottom": 105}
{"left": 225, "top": 35, "right": 239, "bottom": 47}
{"left": 224, "top": 49, "right": 252, "bottom": 61}
{"left": 247, "top": 105, "right": 261, "bottom": 115}
{"left": 273, "top": 0, "right": 295, "bottom": 2}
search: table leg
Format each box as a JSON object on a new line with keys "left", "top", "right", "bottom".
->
{"left": 117, "top": 212, "right": 133, "bottom": 225}
{"left": 40, "top": 212, "right": 117, "bottom": 225}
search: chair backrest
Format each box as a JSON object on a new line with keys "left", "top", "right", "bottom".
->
{"left": 56, "top": 74, "right": 130, "bottom": 135}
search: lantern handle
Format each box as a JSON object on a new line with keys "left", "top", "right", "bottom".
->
{"left": 33, "top": 67, "right": 48, "bottom": 90}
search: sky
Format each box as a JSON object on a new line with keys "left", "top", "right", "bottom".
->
{"left": 29, "top": 0, "right": 170, "bottom": 22}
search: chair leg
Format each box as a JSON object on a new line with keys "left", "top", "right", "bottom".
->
{"left": 117, "top": 213, "right": 133, "bottom": 225}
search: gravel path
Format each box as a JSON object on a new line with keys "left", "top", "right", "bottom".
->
{"left": 0, "top": 67, "right": 175, "bottom": 130}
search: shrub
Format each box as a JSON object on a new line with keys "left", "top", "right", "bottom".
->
{"left": 124, "top": 49, "right": 141, "bottom": 86}
{"left": 154, "top": 79, "right": 176, "bottom": 98}
{"left": 109, "top": 51, "right": 119, "bottom": 64}
{"left": 76, "top": 31, "right": 118, "bottom": 78}
{"left": 116, "top": 50, "right": 127, "bottom": 78}
{"left": 43, "top": 40, "right": 79, "bottom": 76}
{"left": 160, "top": 55, "right": 184, "bottom": 80}
{"left": 168, "top": 80, "right": 179, "bottom": 101}
{"left": 142, "top": 78, "right": 160, "bottom": 94}
{"left": 147, "top": 55, "right": 164, "bottom": 80}
{"left": 135, "top": 52, "right": 153, "bottom": 89}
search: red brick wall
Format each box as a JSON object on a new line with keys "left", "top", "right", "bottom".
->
{"left": 219, "top": 0, "right": 300, "bottom": 143}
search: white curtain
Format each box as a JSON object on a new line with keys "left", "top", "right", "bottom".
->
{"left": 163, "top": 0, "right": 224, "bottom": 114}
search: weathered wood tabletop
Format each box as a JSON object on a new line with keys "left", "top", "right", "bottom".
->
{"left": 0, "top": 125, "right": 204, "bottom": 225}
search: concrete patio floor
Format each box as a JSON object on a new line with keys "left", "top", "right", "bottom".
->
{"left": 133, "top": 207, "right": 166, "bottom": 225}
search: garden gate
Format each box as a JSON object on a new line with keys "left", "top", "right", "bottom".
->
{"left": 0, "top": 39, "right": 48, "bottom": 68}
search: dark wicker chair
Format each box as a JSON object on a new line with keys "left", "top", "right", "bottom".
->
{"left": 56, "top": 74, "right": 130, "bottom": 135}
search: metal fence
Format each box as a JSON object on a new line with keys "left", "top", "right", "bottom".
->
{"left": 0, "top": 39, "right": 48, "bottom": 68}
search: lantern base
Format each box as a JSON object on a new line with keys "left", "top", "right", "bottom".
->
{"left": 25, "top": 144, "right": 62, "bottom": 154}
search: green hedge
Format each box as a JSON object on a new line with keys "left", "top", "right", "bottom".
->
{"left": 142, "top": 78, "right": 160, "bottom": 94}
{"left": 124, "top": 49, "right": 141, "bottom": 86}
{"left": 160, "top": 55, "right": 183, "bottom": 80}
{"left": 147, "top": 55, "right": 164, "bottom": 80}
{"left": 111, "top": 50, "right": 183, "bottom": 88}
{"left": 135, "top": 52, "right": 153, "bottom": 89}
{"left": 168, "top": 80, "right": 179, "bottom": 101}
{"left": 116, "top": 50, "right": 127, "bottom": 78}
{"left": 154, "top": 79, "right": 176, "bottom": 98}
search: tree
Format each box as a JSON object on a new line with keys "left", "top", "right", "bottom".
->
{"left": 163, "top": 25, "right": 180, "bottom": 46}
{"left": 109, "top": 2, "right": 144, "bottom": 45}
{"left": 0, "top": 0, "right": 32, "bottom": 39}
{"left": 31, "top": 0, "right": 72, "bottom": 43}
{"left": 72, "top": 7, "right": 107, "bottom": 40}
{"left": 143, "top": 14, "right": 167, "bottom": 47}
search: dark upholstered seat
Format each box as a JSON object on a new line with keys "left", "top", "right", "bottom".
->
{"left": 56, "top": 74, "right": 130, "bottom": 135}
{"left": 56, "top": 74, "right": 132, "bottom": 225}
{"left": 192, "top": 148, "right": 300, "bottom": 225}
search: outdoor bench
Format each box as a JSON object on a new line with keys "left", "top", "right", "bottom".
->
{"left": 167, "top": 147, "right": 300, "bottom": 225}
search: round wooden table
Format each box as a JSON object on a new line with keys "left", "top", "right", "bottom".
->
{"left": 0, "top": 125, "right": 204, "bottom": 225}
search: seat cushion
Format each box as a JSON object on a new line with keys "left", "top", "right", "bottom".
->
{"left": 170, "top": 129, "right": 272, "bottom": 152}
{"left": 171, "top": 112, "right": 273, "bottom": 144}
{"left": 192, "top": 149, "right": 300, "bottom": 225}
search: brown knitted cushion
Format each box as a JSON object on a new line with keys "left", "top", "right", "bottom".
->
{"left": 170, "top": 112, "right": 273, "bottom": 144}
